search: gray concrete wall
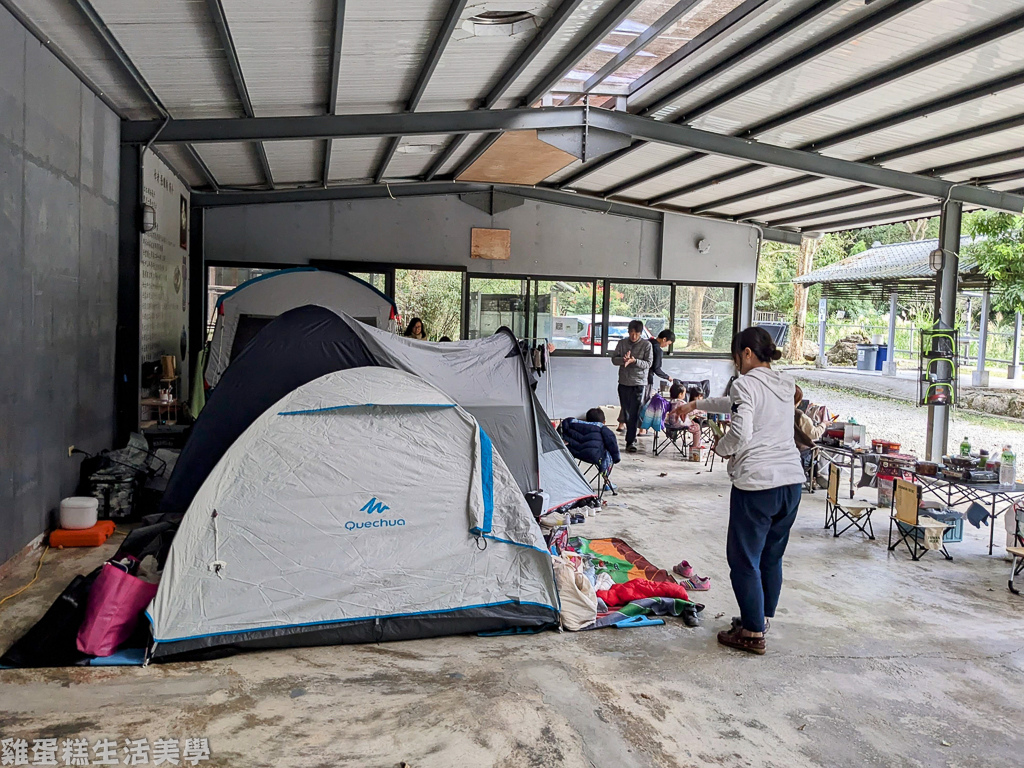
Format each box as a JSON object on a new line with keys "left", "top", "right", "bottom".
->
{"left": 0, "top": 5, "right": 120, "bottom": 564}
{"left": 203, "top": 195, "right": 758, "bottom": 282}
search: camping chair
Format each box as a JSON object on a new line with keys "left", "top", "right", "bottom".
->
{"left": 573, "top": 457, "right": 616, "bottom": 502}
{"left": 887, "top": 478, "right": 952, "bottom": 561}
{"left": 704, "top": 418, "right": 727, "bottom": 472}
{"left": 802, "top": 445, "right": 819, "bottom": 494}
{"left": 1008, "top": 507, "right": 1024, "bottom": 595}
{"left": 825, "top": 464, "right": 875, "bottom": 538}
{"left": 653, "top": 423, "right": 689, "bottom": 457}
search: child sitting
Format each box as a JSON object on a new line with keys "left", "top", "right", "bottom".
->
{"left": 664, "top": 384, "right": 705, "bottom": 448}
{"left": 561, "top": 408, "right": 621, "bottom": 477}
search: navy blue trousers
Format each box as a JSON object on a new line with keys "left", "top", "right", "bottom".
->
{"left": 727, "top": 484, "right": 802, "bottom": 633}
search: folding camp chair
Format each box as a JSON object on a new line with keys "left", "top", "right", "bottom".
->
{"left": 575, "top": 458, "right": 616, "bottom": 502}
{"left": 1008, "top": 507, "right": 1024, "bottom": 595}
{"left": 825, "top": 464, "right": 875, "bottom": 538}
{"left": 887, "top": 478, "right": 952, "bottom": 561}
{"left": 653, "top": 424, "right": 689, "bottom": 457}
{"left": 802, "top": 445, "right": 819, "bottom": 494}
{"left": 704, "top": 419, "right": 727, "bottom": 472}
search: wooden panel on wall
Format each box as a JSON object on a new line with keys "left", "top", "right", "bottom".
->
{"left": 471, "top": 227, "right": 511, "bottom": 260}
{"left": 456, "top": 130, "right": 576, "bottom": 185}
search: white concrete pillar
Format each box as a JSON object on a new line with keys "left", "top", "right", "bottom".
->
{"left": 972, "top": 288, "right": 991, "bottom": 387}
{"left": 1010, "top": 312, "right": 1022, "bottom": 379}
{"left": 886, "top": 290, "right": 898, "bottom": 376}
{"left": 817, "top": 297, "right": 828, "bottom": 368}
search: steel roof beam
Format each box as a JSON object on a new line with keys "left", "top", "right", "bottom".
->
{"left": 783, "top": 173, "right": 1024, "bottom": 230}
{"left": 204, "top": 0, "right": 274, "bottom": 189}
{"left": 423, "top": 0, "right": 588, "bottom": 181}
{"left": 322, "top": 0, "right": 346, "bottom": 186}
{"left": 638, "top": 10, "right": 1024, "bottom": 206}
{"left": 598, "top": 0, "right": 979, "bottom": 199}
{"left": 128, "top": 107, "right": 1024, "bottom": 212}
{"left": 375, "top": 0, "right": 468, "bottom": 184}
{"left": 592, "top": 110, "right": 1024, "bottom": 212}
{"left": 124, "top": 107, "right": 589, "bottom": 144}
{"left": 559, "top": 0, "right": 884, "bottom": 189}
{"left": 724, "top": 111, "right": 1024, "bottom": 220}
{"left": 183, "top": 144, "right": 220, "bottom": 192}
{"left": 692, "top": 69, "right": 1024, "bottom": 214}
{"left": 562, "top": 0, "right": 704, "bottom": 108}
{"left": 627, "top": 0, "right": 774, "bottom": 98}
{"left": 448, "top": 0, "right": 646, "bottom": 180}
{"left": 186, "top": 178, "right": 798, "bottom": 243}
{"left": 67, "top": 0, "right": 219, "bottom": 189}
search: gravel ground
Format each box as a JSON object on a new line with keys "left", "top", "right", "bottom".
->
{"left": 800, "top": 382, "right": 1024, "bottom": 479}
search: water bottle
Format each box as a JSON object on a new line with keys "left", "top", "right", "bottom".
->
{"left": 960, "top": 436, "right": 971, "bottom": 457}
{"left": 1000, "top": 446, "right": 1016, "bottom": 489}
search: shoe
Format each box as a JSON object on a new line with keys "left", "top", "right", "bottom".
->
{"left": 616, "top": 424, "right": 626, "bottom": 433}
{"left": 680, "top": 576, "right": 710, "bottom": 592}
{"left": 672, "top": 561, "right": 694, "bottom": 579}
{"left": 626, "top": 444, "right": 637, "bottom": 453}
{"left": 730, "top": 616, "right": 769, "bottom": 634}
{"left": 682, "top": 610, "right": 700, "bottom": 628}
{"left": 717, "top": 626, "right": 766, "bottom": 655}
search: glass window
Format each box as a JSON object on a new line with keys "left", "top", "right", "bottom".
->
{"left": 672, "top": 285, "right": 736, "bottom": 353}
{"left": 532, "top": 280, "right": 595, "bottom": 352}
{"left": 468, "top": 278, "right": 529, "bottom": 340}
{"left": 607, "top": 282, "right": 671, "bottom": 351}
{"left": 394, "top": 268, "right": 463, "bottom": 340}
{"left": 346, "top": 271, "right": 387, "bottom": 294}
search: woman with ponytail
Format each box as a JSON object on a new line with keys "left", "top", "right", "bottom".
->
{"left": 671, "top": 327, "right": 805, "bottom": 655}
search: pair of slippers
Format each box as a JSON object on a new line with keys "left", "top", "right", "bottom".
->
{"left": 672, "top": 560, "right": 710, "bottom": 591}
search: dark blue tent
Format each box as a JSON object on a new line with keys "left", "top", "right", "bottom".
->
{"left": 160, "top": 305, "right": 377, "bottom": 515}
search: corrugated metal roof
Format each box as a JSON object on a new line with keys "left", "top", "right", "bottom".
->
{"left": 6, "top": 0, "right": 1021, "bottom": 224}
{"left": 794, "top": 236, "right": 978, "bottom": 284}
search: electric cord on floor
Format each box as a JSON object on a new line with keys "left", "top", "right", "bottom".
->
{"left": 0, "top": 545, "right": 50, "bottom": 607}
{"left": 0, "top": 527, "right": 126, "bottom": 608}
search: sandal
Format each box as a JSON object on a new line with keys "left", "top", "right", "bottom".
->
{"left": 717, "top": 626, "right": 766, "bottom": 655}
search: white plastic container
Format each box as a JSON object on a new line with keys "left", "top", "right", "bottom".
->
{"left": 60, "top": 497, "right": 99, "bottom": 530}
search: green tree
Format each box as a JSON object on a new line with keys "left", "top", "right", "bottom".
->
{"left": 963, "top": 211, "right": 1024, "bottom": 314}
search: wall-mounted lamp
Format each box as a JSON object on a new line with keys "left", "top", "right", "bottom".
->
{"left": 141, "top": 204, "right": 156, "bottom": 233}
{"left": 929, "top": 248, "right": 946, "bottom": 271}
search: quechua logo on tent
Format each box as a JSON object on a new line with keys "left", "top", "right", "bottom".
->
{"left": 360, "top": 497, "right": 390, "bottom": 514}
{"left": 347, "top": 497, "right": 405, "bottom": 531}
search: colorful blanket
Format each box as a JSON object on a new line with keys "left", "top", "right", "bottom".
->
{"left": 569, "top": 537, "right": 677, "bottom": 584}
{"left": 569, "top": 538, "right": 704, "bottom": 629}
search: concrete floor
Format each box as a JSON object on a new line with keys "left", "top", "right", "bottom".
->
{"left": 2, "top": 443, "right": 1023, "bottom": 767}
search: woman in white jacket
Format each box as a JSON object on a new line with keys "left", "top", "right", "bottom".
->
{"left": 672, "top": 327, "right": 805, "bottom": 655}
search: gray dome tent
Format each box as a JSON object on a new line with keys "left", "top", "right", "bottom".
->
{"left": 147, "top": 368, "right": 559, "bottom": 658}
{"left": 164, "top": 305, "right": 594, "bottom": 517}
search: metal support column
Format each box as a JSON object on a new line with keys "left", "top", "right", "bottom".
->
{"left": 886, "top": 290, "right": 898, "bottom": 375}
{"left": 973, "top": 288, "right": 991, "bottom": 387}
{"left": 188, "top": 207, "right": 205, "bottom": 404}
{"left": 1010, "top": 312, "right": 1022, "bottom": 379}
{"left": 738, "top": 283, "right": 754, "bottom": 330}
{"left": 817, "top": 297, "right": 827, "bottom": 368}
{"left": 926, "top": 201, "right": 962, "bottom": 462}
{"left": 115, "top": 145, "right": 142, "bottom": 444}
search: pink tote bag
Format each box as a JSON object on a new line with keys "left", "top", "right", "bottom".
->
{"left": 76, "top": 563, "right": 159, "bottom": 657}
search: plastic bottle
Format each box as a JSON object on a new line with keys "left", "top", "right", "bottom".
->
{"left": 960, "top": 436, "right": 971, "bottom": 457}
{"left": 1000, "top": 446, "right": 1016, "bottom": 489}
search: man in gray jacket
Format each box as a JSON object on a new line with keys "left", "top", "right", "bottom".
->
{"left": 612, "top": 320, "right": 653, "bottom": 452}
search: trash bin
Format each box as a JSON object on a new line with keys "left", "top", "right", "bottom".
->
{"left": 856, "top": 344, "right": 878, "bottom": 370}
{"left": 875, "top": 345, "right": 888, "bottom": 371}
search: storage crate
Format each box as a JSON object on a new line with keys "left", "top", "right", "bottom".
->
{"left": 897, "top": 512, "right": 963, "bottom": 544}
